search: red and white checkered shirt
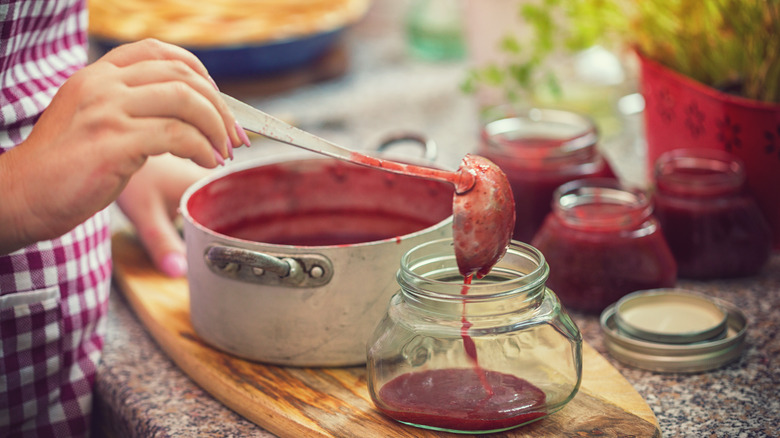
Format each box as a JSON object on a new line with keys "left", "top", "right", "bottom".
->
{"left": 1, "top": 1, "right": 113, "bottom": 437}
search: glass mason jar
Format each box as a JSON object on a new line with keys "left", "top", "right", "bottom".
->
{"left": 652, "top": 148, "right": 772, "bottom": 279}
{"left": 531, "top": 178, "right": 677, "bottom": 313}
{"left": 366, "top": 238, "right": 582, "bottom": 434}
{"left": 478, "top": 107, "right": 616, "bottom": 243}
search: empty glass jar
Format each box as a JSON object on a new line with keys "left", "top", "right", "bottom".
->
{"left": 366, "top": 238, "right": 582, "bottom": 434}
{"left": 478, "top": 106, "right": 616, "bottom": 243}
{"left": 531, "top": 178, "right": 677, "bottom": 313}
{"left": 652, "top": 148, "right": 772, "bottom": 279}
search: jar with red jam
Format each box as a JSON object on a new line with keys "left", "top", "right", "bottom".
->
{"left": 652, "top": 148, "right": 772, "bottom": 279}
{"left": 478, "top": 107, "right": 616, "bottom": 243}
{"left": 531, "top": 179, "right": 677, "bottom": 313}
{"left": 366, "top": 238, "right": 582, "bottom": 434}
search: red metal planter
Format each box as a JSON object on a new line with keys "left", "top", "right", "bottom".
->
{"left": 640, "top": 53, "right": 780, "bottom": 249}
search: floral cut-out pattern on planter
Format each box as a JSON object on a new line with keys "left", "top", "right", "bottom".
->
{"left": 640, "top": 53, "right": 780, "bottom": 249}
{"left": 764, "top": 126, "right": 780, "bottom": 160}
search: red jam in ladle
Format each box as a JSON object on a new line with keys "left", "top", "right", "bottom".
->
{"left": 452, "top": 154, "right": 516, "bottom": 278}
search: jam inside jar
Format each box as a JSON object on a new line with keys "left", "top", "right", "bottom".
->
{"left": 652, "top": 148, "right": 772, "bottom": 279}
{"left": 367, "top": 239, "right": 582, "bottom": 434}
{"left": 478, "top": 107, "right": 615, "bottom": 243}
{"left": 531, "top": 178, "right": 677, "bottom": 313}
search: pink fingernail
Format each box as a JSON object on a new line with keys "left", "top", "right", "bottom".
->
{"left": 235, "top": 121, "right": 252, "bottom": 147}
{"left": 161, "top": 252, "right": 187, "bottom": 277}
{"left": 227, "top": 137, "right": 234, "bottom": 160}
{"left": 208, "top": 75, "right": 220, "bottom": 91}
{"left": 213, "top": 148, "right": 225, "bottom": 166}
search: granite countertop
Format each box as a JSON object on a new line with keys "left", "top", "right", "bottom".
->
{"left": 94, "top": 1, "right": 780, "bottom": 436}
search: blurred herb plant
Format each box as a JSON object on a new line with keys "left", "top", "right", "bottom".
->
{"left": 462, "top": 0, "right": 780, "bottom": 103}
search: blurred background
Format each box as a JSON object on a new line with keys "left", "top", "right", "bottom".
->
{"left": 88, "top": 0, "right": 644, "bottom": 184}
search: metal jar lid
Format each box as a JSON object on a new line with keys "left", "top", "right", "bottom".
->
{"left": 614, "top": 289, "right": 728, "bottom": 344}
{"left": 600, "top": 288, "right": 747, "bottom": 373}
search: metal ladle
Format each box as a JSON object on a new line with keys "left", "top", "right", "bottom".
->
{"left": 223, "top": 93, "right": 515, "bottom": 278}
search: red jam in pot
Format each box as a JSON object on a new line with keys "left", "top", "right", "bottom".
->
{"left": 187, "top": 159, "right": 454, "bottom": 247}
{"left": 652, "top": 148, "right": 772, "bottom": 279}
{"left": 479, "top": 107, "right": 615, "bottom": 243}
{"left": 531, "top": 179, "right": 677, "bottom": 313}
{"left": 213, "top": 210, "right": 438, "bottom": 246}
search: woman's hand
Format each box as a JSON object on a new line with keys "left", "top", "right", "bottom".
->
{"left": 0, "top": 39, "right": 247, "bottom": 254}
{"left": 117, "top": 154, "right": 209, "bottom": 277}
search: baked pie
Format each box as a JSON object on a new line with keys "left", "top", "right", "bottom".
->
{"left": 88, "top": 0, "right": 371, "bottom": 47}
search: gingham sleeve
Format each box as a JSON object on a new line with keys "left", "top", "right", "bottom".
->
{"left": 1, "top": 1, "right": 113, "bottom": 436}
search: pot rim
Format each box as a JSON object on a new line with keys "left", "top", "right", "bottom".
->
{"left": 180, "top": 153, "right": 454, "bottom": 250}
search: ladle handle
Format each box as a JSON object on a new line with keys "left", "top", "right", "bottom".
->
{"left": 223, "top": 93, "right": 475, "bottom": 193}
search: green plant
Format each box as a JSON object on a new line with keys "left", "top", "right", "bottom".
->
{"left": 462, "top": 0, "right": 780, "bottom": 103}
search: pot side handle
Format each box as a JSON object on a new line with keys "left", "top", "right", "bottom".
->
{"left": 375, "top": 133, "right": 438, "bottom": 162}
{"left": 204, "top": 245, "right": 333, "bottom": 288}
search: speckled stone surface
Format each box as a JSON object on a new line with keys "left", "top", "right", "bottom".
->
{"left": 94, "top": 1, "right": 780, "bottom": 436}
{"left": 571, "top": 256, "right": 780, "bottom": 438}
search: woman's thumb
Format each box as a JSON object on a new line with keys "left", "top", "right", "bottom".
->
{"left": 120, "top": 191, "right": 188, "bottom": 278}
{"left": 136, "top": 208, "right": 188, "bottom": 277}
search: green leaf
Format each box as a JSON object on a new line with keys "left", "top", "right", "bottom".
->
{"left": 508, "top": 62, "right": 533, "bottom": 89}
{"left": 499, "top": 35, "right": 522, "bottom": 55}
{"left": 481, "top": 64, "right": 506, "bottom": 86}
{"left": 544, "top": 72, "right": 563, "bottom": 100}
{"left": 460, "top": 72, "right": 476, "bottom": 94}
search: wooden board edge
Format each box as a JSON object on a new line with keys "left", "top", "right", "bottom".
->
{"left": 580, "top": 342, "right": 660, "bottom": 430}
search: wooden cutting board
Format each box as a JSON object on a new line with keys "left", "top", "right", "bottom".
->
{"left": 111, "top": 232, "right": 661, "bottom": 438}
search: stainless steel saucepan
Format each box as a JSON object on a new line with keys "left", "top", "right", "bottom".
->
{"left": 180, "top": 142, "right": 454, "bottom": 366}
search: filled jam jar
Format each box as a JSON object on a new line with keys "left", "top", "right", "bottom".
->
{"left": 367, "top": 238, "right": 582, "bottom": 434}
{"left": 478, "top": 107, "right": 615, "bottom": 243}
{"left": 531, "top": 179, "right": 677, "bottom": 313}
{"left": 652, "top": 148, "right": 772, "bottom": 279}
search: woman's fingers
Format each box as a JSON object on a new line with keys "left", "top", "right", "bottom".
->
{"left": 117, "top": 154, "right": 209, "bottom": 277}
{"left": 113, "top": 117, "right": 222, "bottom": 168}
{"left": 121, "top": 81, "right": 228, "bottom": 157}
{"left": 131, "top": 190, "right": 188, "bottom": 277}
{"left": 102, "top": 38, "right": 210, "bottom": 78}
{"left": 99, "top": 39, "right": 245, "bottom": 154}
{"left": 116, "top": 59, "right": 246, "bottom": 153}
{"left": 117, "top": 179, "right": 186, "bottom": 277}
